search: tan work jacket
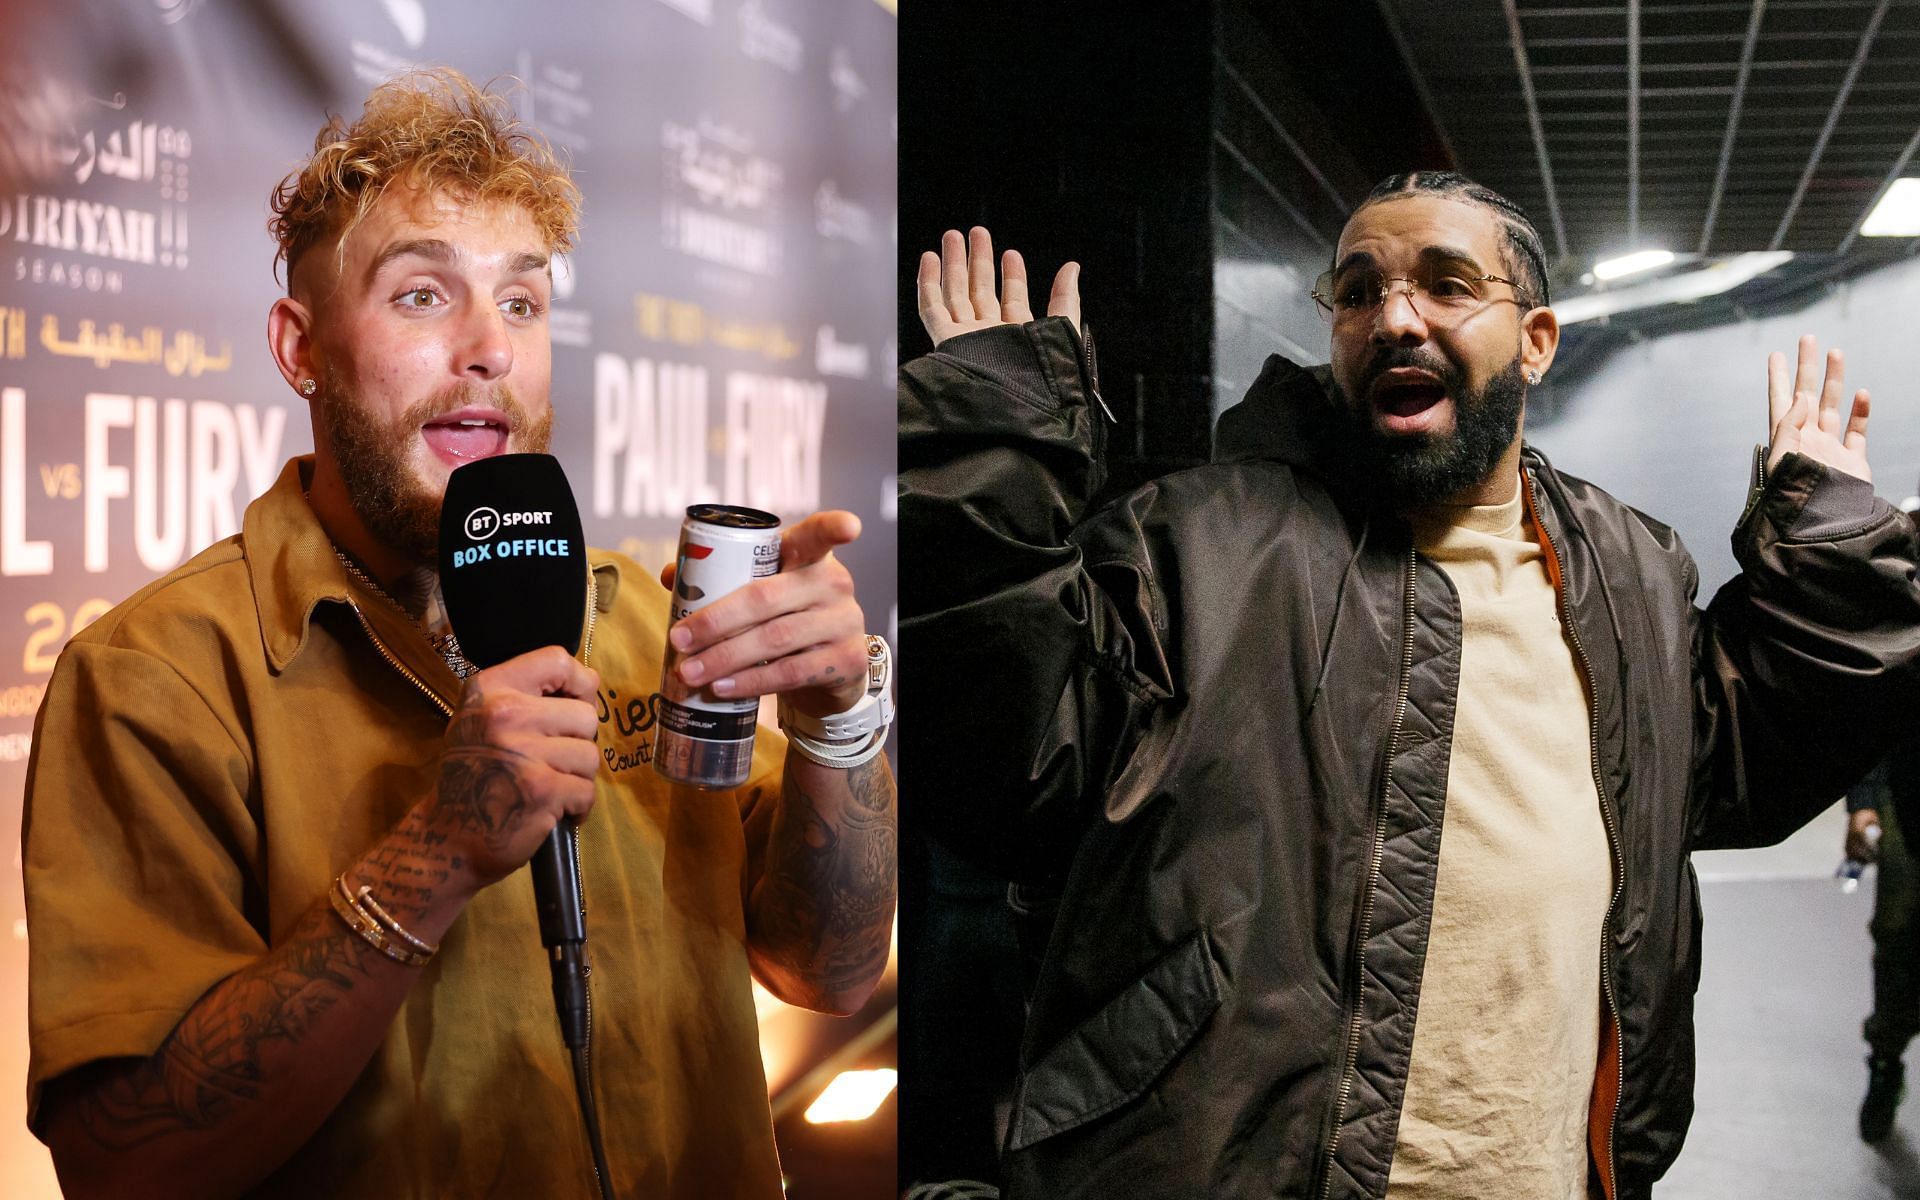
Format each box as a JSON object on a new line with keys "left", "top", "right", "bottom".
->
{"left": 24, "top": 456, "right": 786, "bottom": 1198}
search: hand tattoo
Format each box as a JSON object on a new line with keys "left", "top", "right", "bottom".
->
{"left": 434, "top": 686, "right": 539, "bottom": 863}
{"left": 433, "top": 749, "right": 535, "bottom": 854}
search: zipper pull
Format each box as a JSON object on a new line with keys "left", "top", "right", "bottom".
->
{"left": 1738, "top": 443, "right": 1769, "bottom": 526}
{"left": 1082, "top": 321, "right": 1116, "bottom": 425}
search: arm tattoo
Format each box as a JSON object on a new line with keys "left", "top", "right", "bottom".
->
{"left": 52, "top": 722, "right": 516, "bottom": 1163}
{"left": 69, "top": 902, "right": 377, "bottom": 1150}
{"left": 753, "top": 757, "right": 898, "bottom": 1000}
{"left": 358, "top": 740, "right": 534, "bottom": 918}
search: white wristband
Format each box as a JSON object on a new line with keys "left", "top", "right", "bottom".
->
{"left": 779, "top": 635, "right": 894, "bottom": 743}
{"left": 787, "top": 726, "right": 889, "bottom": 769}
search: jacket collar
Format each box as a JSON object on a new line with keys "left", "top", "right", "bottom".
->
{"left": 243, "top": 456, "right": 356, "bottom": 674}
{"left": 1212, "top": 355, "right": 1395, "bottom": 521}
{"left": 1211, "top": 355, "right": 1340, "bottom": 471}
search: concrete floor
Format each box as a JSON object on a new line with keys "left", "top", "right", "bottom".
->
{"left": 1663, "top": 805, "right": 1920, "bottom": 1198}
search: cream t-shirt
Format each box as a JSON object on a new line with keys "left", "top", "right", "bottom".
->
{"left": 1385, "top": 477, "right": 1612, "bottom": 1200}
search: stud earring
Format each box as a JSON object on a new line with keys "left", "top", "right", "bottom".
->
{"left": 300, "top": 379, "right": 317, "bottom": 397}
{"left": 1526, "top": 370, "right": 1541, "bottom": 385}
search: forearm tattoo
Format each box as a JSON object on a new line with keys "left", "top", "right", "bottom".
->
{"left": 357, "top": 760, "right": 505, "bottom": 918}
{"left": 362, "top": 678, "right": 541, "bottom": 917}
{"left": 754, "top": 757, "right": 898, "bottom": 1001}
{"left": 55, "top": 689, "right": 541, "bottom": 1160}
{"left": 68, "top": 901, "right": 377, "bottom": 1150}
{"left": 61, "top": 762, "right": 500, "bottom": 1152}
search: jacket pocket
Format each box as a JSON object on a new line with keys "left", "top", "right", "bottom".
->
{"left": 1005, "top": 927, "right": 1224, "bottom": 1152}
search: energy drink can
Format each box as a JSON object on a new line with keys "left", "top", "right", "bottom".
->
{"left": 654, "top": 504, "right": 782, "bottom": 789}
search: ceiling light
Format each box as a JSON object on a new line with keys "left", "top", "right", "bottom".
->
{"left": 1554, "top": 252, "right": 1793, "bottom": 325}
{"left": 803, "top": 1068, "right": 898, "bottom": 1124}
{"left": 1593, "top": 249, "right": 1676, "bottom": 282}
{"left": 1861, "top": 178, "right": 1920, "bottom": 237}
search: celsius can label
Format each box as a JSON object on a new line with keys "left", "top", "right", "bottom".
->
{"left": 654, "top": 504, "right": 781, "bottom": 790}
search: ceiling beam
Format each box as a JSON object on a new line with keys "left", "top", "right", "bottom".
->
{"left": 1215, "top": 56, "right": 1351, "bottom": 214}
{"left": 1628, "top": 0, "right": 1641, "bottom": 245}
{"left": 1770, "top": 0, "right": 1893, "bottom": 249}
{"left": 1528, "top": 59, "right": 1860, "bottom": 76}
{"left": 1372, "top": 0, "right": 1461, "bottom": 170}
{"left": 1700, "top": 0, "right": 1766, "bottom": 254}
{"left": 1836, "top": 121, "right": 1920, "bottom": 253}
{"left": 1501, "top": 0, "right": 1570, "bottom": 258}
{"left": 1529, "top": 31, "right": 1905, "bottom": 48}
{"left": 1525, "top": 1, "right": 1872, "bottom": 14}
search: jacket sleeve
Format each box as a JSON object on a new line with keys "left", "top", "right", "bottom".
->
{"left": 22, "top": 638, "right": 264, "bottom": 1132}
{"left": 1690, "top": 453, "right": 1920, "bottom": 850}
{"left": 899, "top": 318, "right": 1174, "bottom": 883}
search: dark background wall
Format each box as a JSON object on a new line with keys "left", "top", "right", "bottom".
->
{"left": 898, "top": 6, "right": 1214, "bottom": 492}
{"left": 1210, "top": 2, "right": 1448, "bottom": 423}
{"left": 898, "top": 1, "right": 1449, "bottom": 496}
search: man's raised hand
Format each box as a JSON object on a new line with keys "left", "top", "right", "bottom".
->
{"left": 1768, "top": 334, "right": 1871, "bottom": 483}
{"left": 1847, "top": 808, "right": 1883, "bottom": 865}
{"left": 917, "top": 226, "right": 1081, "bottom": 347}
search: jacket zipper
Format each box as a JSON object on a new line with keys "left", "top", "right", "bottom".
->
{"left": 579, "top": 574, "right": 598, "bottom": 666}
{"left": 1526, "top": 470, "right": 1625, "bottom": 1200}
{"left": 348, "top": 602, "right": 454, "bottom": 718}
{"left": 1318, "top": 546, "right": 1417, "bottom": 1200}
{"left": 1736, "top": 444, "right": 1768, "bottom": 527}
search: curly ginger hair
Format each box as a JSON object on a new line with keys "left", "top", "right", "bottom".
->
{"left": 268, "top": 68, "right": 581, "bottom": 289}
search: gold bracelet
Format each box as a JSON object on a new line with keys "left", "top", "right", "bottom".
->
{"left": 328, "top": 874, "right": 435, "bottom": 967}
{"left": 354, "top": 884, "right": 437, "bottom": 956}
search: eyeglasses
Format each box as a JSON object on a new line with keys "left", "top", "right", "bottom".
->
{"left": 1311, "top": 265, "right": 1532, "bottom": 326}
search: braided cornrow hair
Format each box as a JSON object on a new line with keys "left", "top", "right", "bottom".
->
{"left": 1357, "top": 171, "right": 1550, "bottom": 307}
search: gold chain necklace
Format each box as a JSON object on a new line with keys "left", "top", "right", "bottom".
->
{"left": 333, "top": 549, "right": 477, "bottom": 679}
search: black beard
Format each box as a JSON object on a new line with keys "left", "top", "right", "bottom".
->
{"left": 1331, "top": 351, "right": 1527, "bottom": 510}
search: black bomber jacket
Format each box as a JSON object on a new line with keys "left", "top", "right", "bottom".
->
{"left": 899, "top": 317, "right": 1920, "bottom": 1200}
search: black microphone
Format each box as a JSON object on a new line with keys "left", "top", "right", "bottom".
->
{"left": 438, "top": 452, "right": 593, "bottom": 1048}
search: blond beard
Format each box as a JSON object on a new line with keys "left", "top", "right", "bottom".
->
{"left": 319, "top": 368, "right": 553, "bottom": 562}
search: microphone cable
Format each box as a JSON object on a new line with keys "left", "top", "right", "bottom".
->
{"left": 569, "top": 1034, "right": 615, "bottom": 1200}
{"left": 550, "top": 824, "right": 616, "bottom": 1200}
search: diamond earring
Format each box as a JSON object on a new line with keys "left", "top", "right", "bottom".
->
{"left": 300, "top": 378, "right": 317, "bottom": 397}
